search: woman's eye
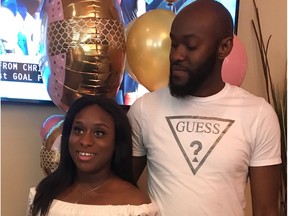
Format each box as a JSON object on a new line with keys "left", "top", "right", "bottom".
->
{"left": 72, "top": 126, "right": 83, "bottom": 134}
{"left": 94, "top": 130, "right": 105, "bottom": 136}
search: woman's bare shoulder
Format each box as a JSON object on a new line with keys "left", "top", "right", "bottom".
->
{"left": 110, "top": 178, "right": 151, "bottom": 205}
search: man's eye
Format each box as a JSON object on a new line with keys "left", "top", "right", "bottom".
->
{"left": 186, "top": 45, "right": 196, "bottom": 51}
{"left": 171, "top": 42, "right": 178, "bottom": 48}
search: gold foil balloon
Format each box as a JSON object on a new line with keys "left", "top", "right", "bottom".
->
{"left": 40, "top": 0, "right": 126, "bottom": 112}
{"left": 126, "top": 9, "right": 175, "bottom": 91}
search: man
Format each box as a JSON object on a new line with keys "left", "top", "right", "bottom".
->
{"left": 127, "top": 0, "right": 282, "bottom": 215}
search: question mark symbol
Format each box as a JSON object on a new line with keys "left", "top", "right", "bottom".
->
{"left": 190, "top": 140, "right": 202, "bottom": 162}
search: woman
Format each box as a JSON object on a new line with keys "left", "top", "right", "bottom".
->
{"left": 27, "top": 95, "right": 159, "bottom": 216}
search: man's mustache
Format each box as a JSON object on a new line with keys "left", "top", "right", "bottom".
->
{"left": 170, "top": 62, "right": 190, "bottom": 72}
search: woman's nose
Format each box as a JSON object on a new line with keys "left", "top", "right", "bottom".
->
{"left": 80, "top": 132, "right": 93, "bottom": 147}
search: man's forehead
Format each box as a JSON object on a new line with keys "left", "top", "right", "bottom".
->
{"left": 172, "top": 14, "right": 216, "bottom": 34}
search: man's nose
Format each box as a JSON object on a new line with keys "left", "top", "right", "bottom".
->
{"left": 170, "top": 45, "right": 186, "bottom": 61}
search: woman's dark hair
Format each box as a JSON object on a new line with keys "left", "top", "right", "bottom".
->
{"left": 32, "top": 95, "right": 135, "bottom": 216}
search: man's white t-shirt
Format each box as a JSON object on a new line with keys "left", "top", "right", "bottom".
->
{"left": 127, "top": 83, "right": 281, "bottom": 216}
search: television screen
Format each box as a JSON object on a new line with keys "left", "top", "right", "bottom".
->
{"left": 0, "top": 0, "right": 240, "bottom": 104}
{"left": 0, "top": 0, "right": 51, "bottom": 103}
{"left": 145, "top": 0, "right": 239, "bottom": 34}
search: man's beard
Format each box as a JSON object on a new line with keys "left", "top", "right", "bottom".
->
{"left": 169, "top": 51, "right": 217, "bottom": 99}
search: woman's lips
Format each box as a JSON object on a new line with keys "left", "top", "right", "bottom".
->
{"left": 77, "top": 151, "right": 96, "bottom": 161}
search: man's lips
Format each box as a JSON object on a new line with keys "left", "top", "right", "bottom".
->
{"left": 170, "top": 65, "right": 190, "bottom": 84}
{"left": 171, "top": 65, "right": 189, "bottom": 74}
{"left": 171, "top": 65, "right": 189, "bottom": 72}
{"left": 171, "top": 65, "right": 189, "bottom": 76}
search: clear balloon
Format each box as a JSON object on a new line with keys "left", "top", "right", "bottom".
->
{"left": 40, "top": 115, "right": 64, "bottom": 176}
{"left": 40, "top": 114, "right": 65, "bottom": 140}
{"left": 40, "top": 0, "right": 126, "bottom": 112}
{"left": 222, "top": 35, "right": 248, "bottom": 86}
{"left": 126, "top": 9, "right": 176, "bottom": 91}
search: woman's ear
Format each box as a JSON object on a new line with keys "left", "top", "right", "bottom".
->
{"left": 217, "top": 36, "right": 233, "bottom": 60}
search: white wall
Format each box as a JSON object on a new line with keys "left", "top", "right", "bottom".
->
{"left": 239, "top": 0, "right": 287, "bottom": 95}
{"left": 1, "top": 0, "right": 286, "bottom": 215}
{"left": 1, "top": 103, "right": 63, "bottom": 215}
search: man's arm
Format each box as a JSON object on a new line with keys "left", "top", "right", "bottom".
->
{"left": 132, "top": 155, "right": 147, "bottom": 183}
{"left": 249, "top": 164, "right": 281, "bottom": 216}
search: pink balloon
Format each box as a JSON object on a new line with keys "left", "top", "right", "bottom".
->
{"left": 40, "top": 115, "right": 65, "bottom": 140}
{"left": 222, "top": 35, "right": 248, "bottom": 86}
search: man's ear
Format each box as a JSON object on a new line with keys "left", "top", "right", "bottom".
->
{"left": 217, "top": 36, "right": 233, "bottom": 60}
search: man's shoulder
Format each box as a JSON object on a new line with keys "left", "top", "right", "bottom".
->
{"left": 136, "top": 86, "right": 170, "bottom": 103}
{"left": 227, "top": 84, "right": 267, "bottom": 102}
{"left": 227, "top": 84, "right": 274, "bottom": 113}
{"left": 144, "top": 86, "right": 169, "bottom": 97}
{"left": 128, "top": 87, "right": 170, "bottom": 114}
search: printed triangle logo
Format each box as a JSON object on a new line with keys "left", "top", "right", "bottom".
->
{"left": 166, "top": 116, "right": 234, "bottom": 175}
